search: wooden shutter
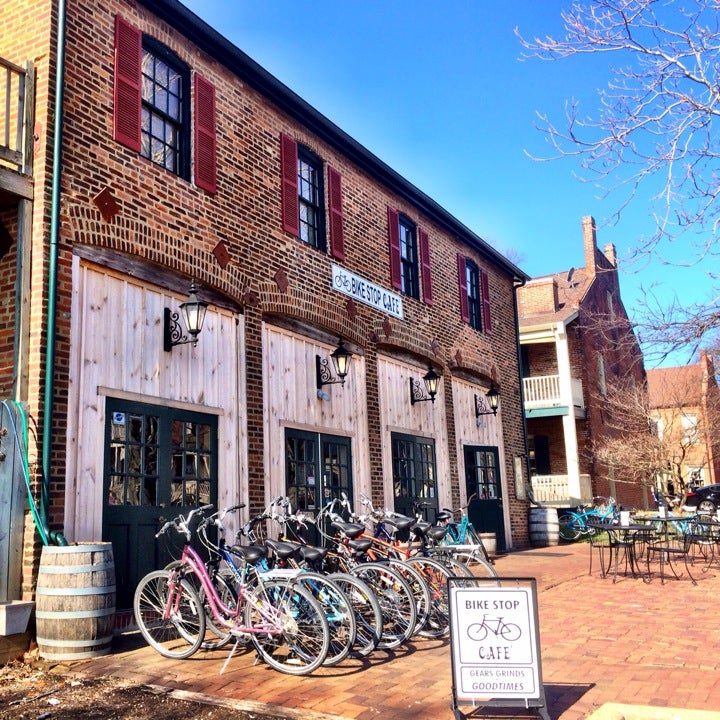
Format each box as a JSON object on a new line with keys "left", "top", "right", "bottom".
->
{"left": 387, "top": 207, "right": 401, "bottom": 290}
{"left": 418, "top": 228, "right": 432, "bottom": 305}
{"left": 457, "top": 254, "right": 469, "bottom": 323}
{"left": 280, "top": 133, "right": 299, "bottom": 235}
{"left": 113, "top": 15, "right": 142, "bottom": 152}
{"left": 327, "top": 166, "right": 344, "bottom": 260}
{"left": 480, "top": 268, "right": 492, "bottom": 334}
{"left": 194, "top": 74, "right": 217, "bottom": 194}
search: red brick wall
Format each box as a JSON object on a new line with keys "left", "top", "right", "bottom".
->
{"left": 4, "top": 0, "right": 531, "bottom": 550}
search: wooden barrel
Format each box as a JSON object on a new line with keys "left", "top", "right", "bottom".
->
{"left": 528, "top": 507, "right": 559, "bottom": 547}
{"left": 35, "top": 543, "right": 116, "bottom": 661}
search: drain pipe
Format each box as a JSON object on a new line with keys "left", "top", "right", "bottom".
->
{"left": 41, "top": 0, "right": 68, "bottom": 546}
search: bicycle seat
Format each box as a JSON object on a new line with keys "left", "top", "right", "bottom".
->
{"left": 347, "top": 536, "right": 373, "bottom": 553}
{"left": 435, "top": 510, "right": 453, "bottom": 522}
{"left": 383, "top": 515, "right": 415, "bottom": 532}
{"left": 331, "top": 521, "right": 366, "bottom": 539}
{"left": 229, "top": 544, "right": 267, "bottom": 564}
{"left": 298, "top": 545, "right": 327, "bottom": 563}
{"left": 264, "top": 538, "right": 301, "bottom": 560}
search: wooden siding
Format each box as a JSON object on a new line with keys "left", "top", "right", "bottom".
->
{"left": 263, "top": 324, "right": 371, "bottom": 506}
{"left": 64, "top": 259, "right": 246, "bottom": 542}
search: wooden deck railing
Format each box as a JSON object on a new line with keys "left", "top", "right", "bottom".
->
{"left": 0, "top": 57, "right": 34, "bottom": 174}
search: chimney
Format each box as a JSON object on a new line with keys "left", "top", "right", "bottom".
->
{"left": 603, "top": 243, "right": 617, "bottom": 268}
{"left": 517, "top": 277, "right": 559, "bottom": 315}
{"left": 582, "top": 216, "right": 597, "bottom": 276}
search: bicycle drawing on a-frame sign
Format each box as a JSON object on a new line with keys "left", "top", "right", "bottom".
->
{"left": 467, "top": 615, "right": 522, "bottom": 642}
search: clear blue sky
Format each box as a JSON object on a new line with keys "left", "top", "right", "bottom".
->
{"left": 178, "top": 0, "right": 710, "bottom": 367}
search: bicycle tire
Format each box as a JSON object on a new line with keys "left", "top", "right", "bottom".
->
{"left": 558, "top": 512, "right": 584, "bottom": 541}
{"left": 384, "top": 558, "right": 433, "bottom": 636}
{"left": 246, "top": 580, "right": 330, "bottom": 675}
{"left": 444, "top": 550, "right": 498, "bottom": 579}
{"left": 328, "top": 572, "right": 383, "bottom": 657}
{"left": 403, "top": 557, "right": 452, "bottom": 638}
{"left": 134, "top": 569, "right": 206, "bottom": 660}
{"left": 292, "top": 572, "right": 356, "bottom": 667}
{"left": 349, "top": 562, "right": 417, "bottom": 650}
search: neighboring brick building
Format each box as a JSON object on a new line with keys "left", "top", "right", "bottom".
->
{"left": 647, "top": 350, "right": 720, "bottom": 493}
{"left": 518, "top": 216, "right": 647, "bottom": 510}
{"left": 0, "top": 0, "right": 529, "bottom": 614}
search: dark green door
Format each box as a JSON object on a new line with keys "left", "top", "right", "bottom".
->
{"left": 285, "top": 429, "right": 352, "bottom": 544}
{"left": 103, "top": 398, "right": 218, "bottom": 608}
{"left": 392, "top": 433, "right": 439, "bottom": 521}
{"left": 464, "top": 445, "right": 505, "bottom": 553}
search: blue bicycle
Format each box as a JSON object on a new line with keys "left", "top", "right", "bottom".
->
{"left": 558, "top": 497, "right": 619, "bottom": 541}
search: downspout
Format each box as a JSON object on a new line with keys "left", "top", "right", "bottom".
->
{"left": 42, "top": 0, "right": 68, "bottom": 545}
{"left": 513, "top": 275, "right": 536, "bottom": 505}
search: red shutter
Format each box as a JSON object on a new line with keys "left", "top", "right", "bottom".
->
{"left": 480, "top": 268, "right": 492, "bottom": 334}
{"left": 418, "top": 228, "right": 433, "bottom": 305}
{"left": 194, "top": 74, "right": 217, "bottom": 194}
{"left": 280, "top": 133, "right": 299, "bottom": 235}
{"left": 387, "top": 207, "right": 401, "bottom": 290}
{"left": 327, "top": 166, "right": 344, "bottom": 260}
{"left": 457, "top": 254, "right": 469, "bottom": 323}
{"left": 113, "top": 15, "right": 142, "bottom": 152}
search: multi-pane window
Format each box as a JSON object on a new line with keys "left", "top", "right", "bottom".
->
{"left": 399, "top": 215, "right": 419, "bottom": 299}
{"left": 298, "top": 147, "right": 326, "bottom": 250}
{"left": 391, "top": 433, "right": 437, "bottom": 519}
{"left": 141, "top": 40, "right": 190, "bottom": 176}
{"left": 106, "top": 401, "right": 216, "bottom": 508}
{"left": 465, "top": 259, "right": 482, "bottom": 331}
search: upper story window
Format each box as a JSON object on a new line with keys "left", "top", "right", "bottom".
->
{"left": 387, "top": 207, "right": 432, "bottom": 304}
{"left": 457, "top": 254, "right": 491, "bottom": 334}
{"left": 398, "top": 215, "right": 419, "bottom": 299}
{"left": 298, "top": 146, "right": 326, "bottom": 250}
{"left": 113, "top": 15, "right": 217, "bottom": 193}
{"left": 141, "top": 39, "right": 190, "bottom": 176}
{"left": 682, "top": 414, "right": 699, "bottom": 445}
{"left": 280, "top": 133, "right": 345, "bottom": 259}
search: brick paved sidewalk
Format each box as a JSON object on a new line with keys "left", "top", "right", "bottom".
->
{"left": 71, "top": 542, "right": 720, "bottom": 720}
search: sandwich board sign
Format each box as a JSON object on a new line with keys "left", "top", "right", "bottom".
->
{"left": 448, "top": 577, "right": 550, "bottom": 720}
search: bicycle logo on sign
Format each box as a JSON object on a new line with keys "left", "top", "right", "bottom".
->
{"left": 467, "top": 615, "right": 522, "bottom": 642}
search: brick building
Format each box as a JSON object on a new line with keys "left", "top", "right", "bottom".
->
{"left": 0, "top": 0, "right": 529, "bottom": 614}
{"left": 518, "top": 216, "right": 648, "bottom": 510}
{"left": 647, "top": 350, "right": 720, "bottom": 493}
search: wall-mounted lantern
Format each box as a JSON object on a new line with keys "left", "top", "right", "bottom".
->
{"left": 475, "top": 383, "right": 500, "bottom": 417}
{"left": 164, "top": 280, "right": 208, "bottom": 352}
{"left": 410, "top": 364, "right": 440, "bottom": 405}
{"left": 316, "top": 338, "right": 353, "bottom": 392}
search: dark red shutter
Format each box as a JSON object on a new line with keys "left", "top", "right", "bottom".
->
{"left": 480, "top": 268, "right": 492, "bottom": 334}
{"left": 387, "top": 207, "right": 401, "bottom": 290}
{"left": 280, "top": 133, "right": 299, "bottom": 235}
{"left": 113, "top": 15, "right": 142, "bottom": 152}
{"left": 418, "top": 228, "right": 433, "bottom": 305}
{"left": 194, "top": 74, "right": 217, "bottom": 194}
{"left": 327, "top": 166, "right": 344, "bottom": 260}
{"left": 457, "top": 254, "right": 469, "bottom": 323}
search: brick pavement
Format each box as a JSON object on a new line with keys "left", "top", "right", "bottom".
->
{"left": 70, "top": 542, "right": 720, "bottom": 720}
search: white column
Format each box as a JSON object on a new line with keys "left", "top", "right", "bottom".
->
{"left": 554, "top": 324, "right": 582, "bottom": 503}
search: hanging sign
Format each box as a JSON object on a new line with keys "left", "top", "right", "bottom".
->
{"left": 449, "top": 577, "right": 550, "bottom": 720}
{"left": 331, "top": 264, "right": 404, "bottom": 319}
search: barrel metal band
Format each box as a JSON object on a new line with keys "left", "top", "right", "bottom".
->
{"left": 35, "top": 607, "right": 116, "bottom": 619}
{"left": 35, "top": 635, "right": 113, "bottom": 647}
{"left": 35, "top": 585, "right": 116, "bottom": 596}
{"left": 39, "top": 562, "right": 115, "bottom": 573}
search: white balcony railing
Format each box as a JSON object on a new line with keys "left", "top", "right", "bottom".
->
{"left": 531, "top": 474, "right": 593, "bottom": 507}
{"left": 523, "top": 375, "right": 584, "bottom": 411}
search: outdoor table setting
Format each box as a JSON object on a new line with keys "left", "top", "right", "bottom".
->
{"left": 586, "top": 514, "right": 653, "bottom": 582}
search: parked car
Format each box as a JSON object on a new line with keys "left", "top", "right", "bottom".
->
{"left": 683, "top": 484, "right": 720, "bottom": 514}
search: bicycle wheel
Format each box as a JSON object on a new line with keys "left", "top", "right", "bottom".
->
{"left": 558, "top": 512, "right": 584, "bottom": 541}
{"left": 134, "top": 569, "right": 206, "bottom": 659}
{"left": 403, "top": 557, "right": 452, "bottom": 639}
{"left": 385, "top": 558, "right": 432, "bottom": 636}
{"left": 328, "top": 572, "right": 383, "bottom": 658}
{"left": 292, "top": 572, "right": 356, "bottom": 667}
{"left": 246, "top": 580, "right": 330, "bottom": 675}
{"left": 443, "top": 550, "right": 497, "bottom": 579}
{"left": 350, "top": 562, "right": 417, "bottom": 650}
{"left": 199, "top": 571, "right": 238, "bottom": 650}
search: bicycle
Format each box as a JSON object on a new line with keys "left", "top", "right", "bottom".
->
{"left": 558, "top": 497, "right": 619, "bottom": 541}
{"left": 436, "top": 495, "right": 494, "bottom": 566}
{"left": 133, "top": 504, "right": 331, "bottom": 675}
{"left": 259, "top": 500, "right": 383, "bottom": 657}
{"left": 467, "top": 615, "right": 521, "bottom": 642}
